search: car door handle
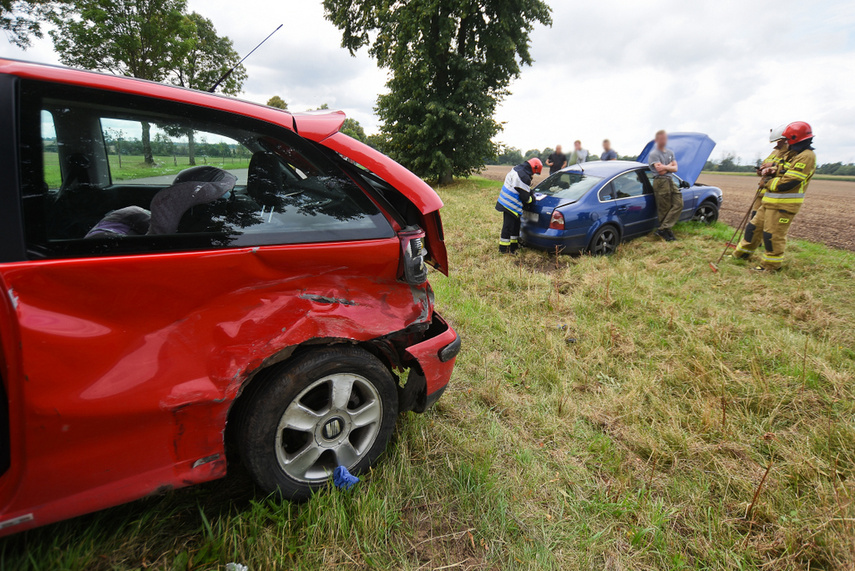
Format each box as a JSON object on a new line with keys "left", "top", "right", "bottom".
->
{"left": 617, "top": 205, "right": 628, "bottom": 213}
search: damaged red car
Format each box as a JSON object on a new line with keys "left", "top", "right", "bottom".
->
{"left": 0, "top": 59, "right": 459, "bottom": 536}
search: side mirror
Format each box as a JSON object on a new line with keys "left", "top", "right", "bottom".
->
{"left": 680, "top": 180, "right": 691, "bottom": 189}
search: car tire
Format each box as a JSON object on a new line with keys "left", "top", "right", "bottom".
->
{"left": 237, "top": 346, "right": 398, "bottom": 500}
{"left": 693, "top": 201, "right": 719, "bottom": 224}
{"left": 588, "top": 225, "right": 620, "bottom": 256}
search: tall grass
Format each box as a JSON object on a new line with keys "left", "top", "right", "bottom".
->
{"left": 1, "top": 176, "right": 853, "bottom": 570}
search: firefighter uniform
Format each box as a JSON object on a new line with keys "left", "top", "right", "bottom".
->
{"left": 735, "top": 145, "right": 816, "bottom": 271}
{"left": 735, "top": 147, "right": 791, "bottom": 257}
{"left": 496, "top": 162, "right": 537, "bottom": 254}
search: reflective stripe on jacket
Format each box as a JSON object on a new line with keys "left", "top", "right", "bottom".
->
{"left": 762, "top": 149, "right": 816, "bottom": 206}
{"left": 497, "top": 163, "right": 534, "bottom": 217}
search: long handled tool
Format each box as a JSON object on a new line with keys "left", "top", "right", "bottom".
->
{"left": 710, "top": 188, "right": 762, "bottom": 273}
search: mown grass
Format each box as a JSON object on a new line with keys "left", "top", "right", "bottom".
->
{"left": 42, "top": 152, "right": 250, "bottom": 188}
{"left": 1, "top": 176, "right": 854, "bottom": 570}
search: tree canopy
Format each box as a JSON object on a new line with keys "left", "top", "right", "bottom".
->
{"left": 266, "top": 95, "right": 288, "bottom": 110}
{"left": 50, "top": 0, "right": 193, "bottom": 82}
{"left": 1, "top": 0, "right": 61, "bottom": 48}
{"left": 50, "top": 1, "right": 242, "bottom": 166}
{"left": 323, "top": 0, "right": 552, "bottom": 184}
{"left": 171, "top": 12, "right": 245, "bottom": 95}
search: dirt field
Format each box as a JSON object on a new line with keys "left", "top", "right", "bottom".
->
{"left": 479, "top": 166, "right": 855, "bottom": 251}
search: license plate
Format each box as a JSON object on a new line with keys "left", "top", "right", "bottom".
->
{"left": 523, "top": 211, "right": 539, "bottom": 223}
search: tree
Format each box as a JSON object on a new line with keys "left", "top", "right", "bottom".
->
{"left": 1, "top": 0, "right": 62, "bottom": 48}
{"left": 168, "top": 11, "right": 245, "bottom": 165}
{"left": 495, "top": 145, "right": 523, "bottom": 165}
{"left": 50, "top": 0, "right": 194, "bottom": 165}
{"left": 266, "top": 95, "right": 288, "bottom": 110}
{"left": 323, "top": 0, "right": 552, "bottom": 185}
{"left": 342, "top": 118, "right": 367, "bottom": 142}
{"left": 365, "top": 133, "right": 388, "bottom": 152}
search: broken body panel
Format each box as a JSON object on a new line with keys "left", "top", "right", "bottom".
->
{"left": 0, "top": 59, "right": 457, "bottom": 535}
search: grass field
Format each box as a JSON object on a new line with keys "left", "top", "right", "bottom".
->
{"left": 701, "top": 170, "right": 855, "bottom": 183}
{"left": 1, "top": 177, "right": 853, "bottom": 570}
{"left": 42, "top": 152, "right": 250, "bottom": 188}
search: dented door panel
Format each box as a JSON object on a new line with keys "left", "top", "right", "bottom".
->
{"left": 0, "top": 238, "right": 437, "bottom": 534}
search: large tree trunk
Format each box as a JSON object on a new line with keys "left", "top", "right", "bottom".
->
{"left": 438, "top": 170, "right": 453, "bottom": 186}
{"left": 187, "top": 129, "right": 196, "bottom": 166}
{"left": 141, "top": 121, "right": 154, "bottom": 165}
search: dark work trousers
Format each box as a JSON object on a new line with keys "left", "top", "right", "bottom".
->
{"left": 499, "top": 208, "right": 521, "bottom": 254}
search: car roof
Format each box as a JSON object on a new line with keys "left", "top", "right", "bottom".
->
{"left": 0, "top": 58, "right": 347, "bottom": 143}
{"left": 558, "top": 160, "right": 649, "bottom": 178}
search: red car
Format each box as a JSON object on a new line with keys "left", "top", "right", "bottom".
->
{"left": 0, "top": 59, "right": 459, "bottom": 536}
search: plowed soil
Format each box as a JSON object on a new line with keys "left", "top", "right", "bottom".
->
{"left": 479, "top": 166, "right": 855, "bottom": 251}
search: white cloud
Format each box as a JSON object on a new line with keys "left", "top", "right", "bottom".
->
{"left": 3, "top": 0, "right": 854, "bottom": 162}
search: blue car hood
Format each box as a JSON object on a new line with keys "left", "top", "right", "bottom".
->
{"left": 638, "top": 132, "right": 716, "bottom": 186}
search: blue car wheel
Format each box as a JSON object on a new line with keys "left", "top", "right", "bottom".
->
{"left": 589, "top": 226, "right": 620, "bottom": 256}
{"left": 692, "top": 201, "right": 719, "bottom": 224}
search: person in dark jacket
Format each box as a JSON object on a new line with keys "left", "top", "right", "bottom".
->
{"left": 496, "top": 158, "right": 542, "bottom": 254}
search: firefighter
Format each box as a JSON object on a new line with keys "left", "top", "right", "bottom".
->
{"left": 496, "top": 158, "right": 542, "bottom": 254}
{"left": 733, "top": 125, "right": 790, "bottom": 258}
{"left": 733, "top": 121, "right": 816, "bottom": 272}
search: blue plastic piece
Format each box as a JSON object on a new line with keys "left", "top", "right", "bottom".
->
{"left": 333, "top": 466, "right": 360, "bottom": 490}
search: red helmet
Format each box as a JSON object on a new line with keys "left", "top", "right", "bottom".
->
{"left": 783, "top": 121, "right": 813, "bottom": 145}
{"left": 527, "top": 158, "right": 543, "bottom": 175}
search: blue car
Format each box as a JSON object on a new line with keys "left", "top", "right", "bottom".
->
{"left": 521, "top": 133, "right": 723, "bottom": 255}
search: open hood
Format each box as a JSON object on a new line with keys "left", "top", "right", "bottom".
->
{"left": 638, "top": 132, "right": 716, "bottom": 186}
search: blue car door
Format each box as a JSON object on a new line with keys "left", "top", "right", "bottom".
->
{"left": 609, "top": 170, "right": 657, "bottom": 238}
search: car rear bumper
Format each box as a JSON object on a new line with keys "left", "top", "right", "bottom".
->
{"left": 401, "top": 312, "right": 458, "bottom": 411}
{"left": 521, "top": 227, "right": 588, "bottom": 253}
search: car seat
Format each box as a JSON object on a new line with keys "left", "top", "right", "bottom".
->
{"left": 246, "top": 152, "right": 285, "bottom": 208}
{"left": 147, "top": 167, "right": 237, "bottom": 235}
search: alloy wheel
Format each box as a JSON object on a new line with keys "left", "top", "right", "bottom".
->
{"left": 694, "top": 204, "right": 718, "bottom": 224}
{"left": 592, "top": 228, "right": 618, "bottom": 255}
{"left": 274, "top": 373, "right": 383, "bottom": 482}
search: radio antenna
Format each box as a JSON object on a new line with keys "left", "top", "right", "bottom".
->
{"left": 208, "top": 24, "right": 283, "bottom": 93}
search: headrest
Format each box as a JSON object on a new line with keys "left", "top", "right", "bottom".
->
{"left": 174, "top": 166, "right": 236, "bottom": 185}
{"left": 147, "top": 170, "right": 238, "bottom": 235}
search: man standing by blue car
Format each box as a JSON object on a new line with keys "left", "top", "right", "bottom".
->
{"left": 648, "top": 130, "right": 681, "bottom": 242}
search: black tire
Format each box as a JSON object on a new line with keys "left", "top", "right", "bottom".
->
{"left": 237, "top": 346, "right": 398, "bottom": 500}
{"left": 588, "top": 225, "right": 620, "bottom": 256}
{"left": 693, "top": 200, "right": 719, "bottom": 224}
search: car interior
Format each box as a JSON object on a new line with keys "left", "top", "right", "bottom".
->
{"left": 19, "top": 85, "right": 394, "bottom": 259}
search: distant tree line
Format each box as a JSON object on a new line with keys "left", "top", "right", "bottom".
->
{"left": 704, "top": 153, "right": 855, "bottom": 176}
{"left": 490, "top": 145, "right": 637, "bottom": 166}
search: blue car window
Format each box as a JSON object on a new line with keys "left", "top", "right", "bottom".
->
{"left": 535, "top": 171, "right": 602, "bottom": 202}
{"left": 598, "top": 183, "right": 615, "bottom": 201}
{"left": 612, "top": 171, "right": 646, "bottom": 199}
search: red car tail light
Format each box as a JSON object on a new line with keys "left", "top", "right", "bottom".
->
{"left": 398, "top": 228, "right": 428, "bottom": 285}
{"left": 549, "top": 210, "right": 565, "bottom": 230}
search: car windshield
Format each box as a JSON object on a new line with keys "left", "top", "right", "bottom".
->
{"left": 535, "top": 171, "right": 603, "bottom": 202}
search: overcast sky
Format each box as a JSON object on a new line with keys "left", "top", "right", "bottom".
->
{"left": 3, "top": 0, "right": 854, "bottom": 163}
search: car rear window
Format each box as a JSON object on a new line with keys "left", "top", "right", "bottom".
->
{"left": 535, "top": 171, "right": 602, "bottom": 202}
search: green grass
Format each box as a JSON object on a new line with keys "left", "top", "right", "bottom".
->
{"left": 2, "top": 176, "right": 854, "bottom": 570}
{"left": 42, "top": 152, "right": 250, "bottom": 188}
{"left": 701, "top": 170, "right": 855, "bottom": 183}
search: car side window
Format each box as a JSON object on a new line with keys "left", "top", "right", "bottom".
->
{"left": 19, "top": 82, "right": 394, "bottom": 259}
{"left": 645, "top": 169, "right": 682, "bottom": 190}
{"left": 598, "top": 183, "right": 615, "bottom": 201}
{"left": 611, "top": 171, "right": 646, "bottom": 199}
